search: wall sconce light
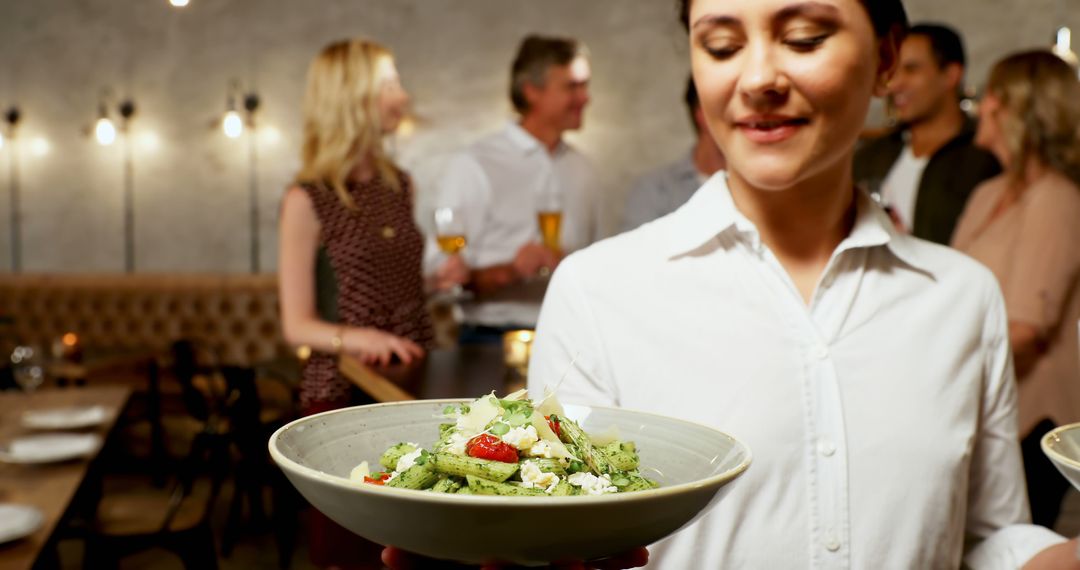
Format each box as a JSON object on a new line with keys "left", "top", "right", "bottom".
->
{"left": 118, "top": 98, "right": 138, "bottom": 273}
{"left": 217, "top": 79, "right": 264, "bottom": 272}
{"left": 4, "top": 106, "right": 21, "bottom": 272}
{"left": 169, "top": 0, "right": 189, "bottom": 7}
{"left": 94, "top": 103, "right": 117, "bottom": 146}
{"left": 222, "top": 81, "right": 244, "bottom": 138}
{"left": 242, "top": 90, "right": 262, "bottom": 273}
{"left": 92, "top": 90, "right": 136, "bottom": 147}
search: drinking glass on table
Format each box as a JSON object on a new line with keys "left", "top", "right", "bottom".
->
{"left": 11, "top": 345, "right": 45, "bottom": 393}
{"left": 433, "top": 206, "right": 470, "bottom": 300}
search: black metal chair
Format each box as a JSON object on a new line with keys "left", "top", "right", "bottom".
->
{"left": 82, "top": 419, "right": 229, "bottom": 569}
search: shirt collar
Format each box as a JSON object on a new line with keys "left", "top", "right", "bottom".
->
{"left": 663, "top": 174, "right": 934, "bottom": 274}
{"left": 662, "top": 173, "right": 742, "bottom": 257}
{"left": 503, "top": 121, "right": 566, "bottom": 156}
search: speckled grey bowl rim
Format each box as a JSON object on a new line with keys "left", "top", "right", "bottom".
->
{"left": 1042, "top": 421, "right": 1080, "bottom": 471}
{"left": 269, "top": 398, "right": 753, "bottom": 506}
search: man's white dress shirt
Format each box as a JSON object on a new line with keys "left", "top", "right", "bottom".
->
{"left": 427, "top": 121, "right": 601, "bottom": 327}
{"left": 528, "top": 174, "right": 1063, "bottom": 569}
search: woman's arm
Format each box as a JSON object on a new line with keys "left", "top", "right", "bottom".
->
{"left": 278, "top": 187, "right": 423, "bottom": 365}
{"left": 1009, "top": 321, "right": 1043, "bottom": 380}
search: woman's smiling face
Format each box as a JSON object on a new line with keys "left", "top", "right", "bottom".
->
{"left": 688, "top": 0, "right": 890, "bottom": 192}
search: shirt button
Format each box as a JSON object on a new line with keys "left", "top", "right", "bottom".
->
{"left": 812, "top": 344, "right": 829, "bottom": 360}
{"left": 818, "top": 439, "right": 837, "bottom": 457}
{"left": 825, "top": 537, "right": 841, "bottom": 552}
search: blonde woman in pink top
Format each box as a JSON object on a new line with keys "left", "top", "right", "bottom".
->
{"left": 953, "top": 50, "right": 1080, "bottom": 529}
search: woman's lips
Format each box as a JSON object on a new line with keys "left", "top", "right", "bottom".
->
{"left": 736, "top": 118, "right": 809, "bottom": 144}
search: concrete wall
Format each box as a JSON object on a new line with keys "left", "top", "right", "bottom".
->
{"left": 0, "top": 0, "right": 1075, "bottom": 273}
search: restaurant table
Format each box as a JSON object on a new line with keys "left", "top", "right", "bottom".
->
{"left": 0, "top": 386, "right": 132, "bottom": 570}
{"left": 339, "top": 343, "right": 521, "bottom": 402}
{"left": 45, "top": 347, "right": 160, "bottom": 388}
{"left": 46, "top": 348, "right": 167, "bottom": 485}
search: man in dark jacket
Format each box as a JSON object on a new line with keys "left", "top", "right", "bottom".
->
{"left": 854, "top": 24, "right": 1000, "bottom": 245}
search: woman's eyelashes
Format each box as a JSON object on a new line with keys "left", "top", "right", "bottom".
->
{"left": 699, "top": 28, "right": 833, "bottom": 60}
{"left": 784, "top": 33, "right": 830, "bottom": 51}
{"left": 704, "top": 44, "right": 741, "bottom": 59}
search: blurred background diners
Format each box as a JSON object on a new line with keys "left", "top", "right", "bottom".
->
{"left": 952, "top": 49, "right": 1080, "bottom": 530}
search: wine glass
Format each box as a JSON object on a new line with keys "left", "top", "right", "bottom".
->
{"left": 433, "top": 206, "right": 469, "bottom": 300}
{"left": 11, "top": 345, "right": 45, "bottom": 393}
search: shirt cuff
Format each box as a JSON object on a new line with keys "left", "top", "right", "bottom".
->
{"left": 964, "top": 524, "right": 1067, "bottom": 570}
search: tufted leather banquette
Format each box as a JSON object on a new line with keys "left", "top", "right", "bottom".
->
{"left": 0, "top": 274, "right": 286, "bottom": 367}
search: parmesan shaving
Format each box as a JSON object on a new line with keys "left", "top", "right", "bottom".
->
{"left": 349, "top": 460, "right": 371, "bottom": 483}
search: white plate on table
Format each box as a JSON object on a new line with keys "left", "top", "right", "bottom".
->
{"left": 21, "top": 406, "right": 109, "bottom": 430}
{"left": 0, "top": 433, "right": 102, "bottom": 464}
{"left": 0, "top": 504, "right": 44, "bottom": 544}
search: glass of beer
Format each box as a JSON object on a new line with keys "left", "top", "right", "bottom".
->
{"left": 433, "top": 206, "right": 468, "bottom": 298}
{"left": 536, "top": 190, "right": 562, "bottom": 254}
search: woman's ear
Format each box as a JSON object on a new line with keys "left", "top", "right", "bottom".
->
{"left": 874, "top": 27, "right": 903, "bottom": 97}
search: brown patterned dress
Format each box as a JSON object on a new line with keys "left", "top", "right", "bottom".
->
{"left": 298, "top": 171, "right": 434, "bottom": 409}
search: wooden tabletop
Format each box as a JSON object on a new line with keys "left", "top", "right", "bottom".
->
{"left": 45, "top": 347, "right": 160, "bottom": 384}
{"left": 0, "top": 386, "right": 132, "bottom": 570}
{"left": 340, "top": 344, "right": 522, "bottom": 402}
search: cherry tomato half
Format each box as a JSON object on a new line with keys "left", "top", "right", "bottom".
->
{"left": 363, "top": 473, "right": 390, "bottom": 485}
{"left": 466, "top": 434, "right": 519, "bottom": 463}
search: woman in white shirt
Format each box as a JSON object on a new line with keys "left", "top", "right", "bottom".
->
{"left": 522, "top": 0, "right": 1079, "bottom": 568}
{"left": 383, "top": 0, "right": 1080, "bottom": 568}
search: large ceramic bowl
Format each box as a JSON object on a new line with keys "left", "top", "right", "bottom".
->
{"left": 1042, "top": 422, "right": 1080, "bottom": 491}
{"left": 270, "top": 399, "right": 751, "bottom": 566}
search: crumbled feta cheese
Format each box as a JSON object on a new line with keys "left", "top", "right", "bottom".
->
{"left": 395, "top": 448, "right": 424, "bottom": 473}
{"left": 501, "top": 425, "right": 539, "bottom": 451}
{"left": 526, "top": 439, "right": 555, "bottom": 458}
{"left": 520, "top": 460, "right": 560, "bottom": 493}
{"left": 567, "top": 472, "right": 618, "bottom": 495}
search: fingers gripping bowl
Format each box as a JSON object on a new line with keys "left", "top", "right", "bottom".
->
{"left": 269, "top": 397, "right": 752, "bottom": 566}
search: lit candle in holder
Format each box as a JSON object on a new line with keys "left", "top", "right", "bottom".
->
{"left": 502, "top": 329, "right": 535, "bottom": 377}
{"left": 52, "top": 332, "right": 81, "bottom": 360}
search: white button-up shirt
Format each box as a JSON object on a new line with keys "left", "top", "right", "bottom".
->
{"left": 426, "top": 122, "right": 602, "bottom": 327}
{"left": 528, "top": 174, "right": 1064, "bottom": 569}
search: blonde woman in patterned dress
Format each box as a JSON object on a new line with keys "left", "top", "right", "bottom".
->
{"left": 279, "top": 38, "right": 435, "bottom": 414}
{"left": 278, "top": 38, "right": 436, "bottom": 568}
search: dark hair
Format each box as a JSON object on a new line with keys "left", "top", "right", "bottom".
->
{"left": 684, "top": 77, "right": 701, "bottom": 132}
{"left": 510, "top": 35, "right": 588, "bottom": 114}
{"left": 907, "top": 23, "right": 966, "bottom": 69}
{"left": 678, "top": 0, "right": 909, "bottom": 39}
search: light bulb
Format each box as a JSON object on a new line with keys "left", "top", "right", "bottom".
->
{"left": 170, "top": 0, "right": 189, "bottom": 6}
{"left": 1057, "top": 27, "right": 1072, "bottom": 52}
{"left": 95, "top": 117, "right": 117, "bottom": 146}
{"left": 223, "top": 110, "right": 244, "bottom": 138}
